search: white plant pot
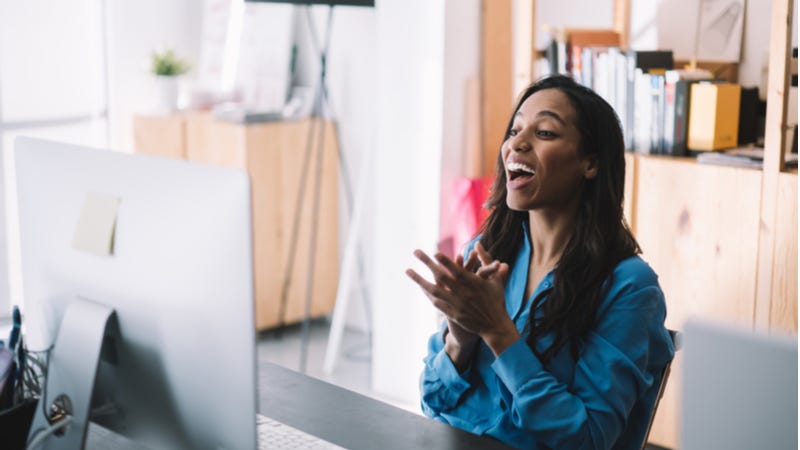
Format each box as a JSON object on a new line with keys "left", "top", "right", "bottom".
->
{"left": 154, "top": 75, "right": 179, "bottom": 114}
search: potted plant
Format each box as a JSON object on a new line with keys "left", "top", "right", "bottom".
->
{"left": 151, "top": 48, "right": 190, "bottom": 113}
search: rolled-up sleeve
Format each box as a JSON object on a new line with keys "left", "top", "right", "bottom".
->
{"left": 489, "top": 285, "right": 670, "bottom": 449}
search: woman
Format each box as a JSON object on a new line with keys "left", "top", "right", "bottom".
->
{"left": 406, "top": 75, "right": 674, "bottom": 449}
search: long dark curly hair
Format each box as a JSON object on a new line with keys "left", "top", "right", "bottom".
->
{"left": 478, "top": 74, "right": 640, "bottom": 363}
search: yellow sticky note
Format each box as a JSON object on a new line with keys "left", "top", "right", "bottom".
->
{"left": 72, "top": 192, "right": 120, "bottom": 257}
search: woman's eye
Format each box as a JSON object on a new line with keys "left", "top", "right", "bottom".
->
{"left": 507, "top": 129, "right": 519, "bottom": 138}
{"left": 537, "top": 130, "right": 556, "bottom": 138}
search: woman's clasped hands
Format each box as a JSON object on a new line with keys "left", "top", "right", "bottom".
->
{"left": 406, "top": 242, "right": 520, "bottom": 357}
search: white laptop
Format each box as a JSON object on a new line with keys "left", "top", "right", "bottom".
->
{"left": 681, "top": 318, "right": 797, "bottom": 450}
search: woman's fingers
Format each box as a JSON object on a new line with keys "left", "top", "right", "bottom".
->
{"left": 476, "top": 261, "right": 500, "bottom": 278}
{"left": 413, "top": 249, "right": 455, "bottom": 285}
{"left": 434, "top": 252, "right": 471, "bottom": 282}
{"left": 405, "top": 268, "right": 455, "bottom": 315}
{"left": 497, "top": 263, "right": 510, "bottom": 282}
{"left": 464, "top": 250, "right": 480, "bottom": 272}
{"left": 405, "top": 268, "right": 447, "bottom": 299}
{"left": 474, "top": 241, "right": 494, "bottom": 266}
{"left": 455, "top": 253, "right": 464, "bottom": 267}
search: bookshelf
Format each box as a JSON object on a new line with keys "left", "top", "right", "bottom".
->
{"left": 481, "top": 0, "right": 796, "bottom": 448}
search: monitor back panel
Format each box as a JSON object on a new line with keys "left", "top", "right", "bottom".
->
{"left": 681, "top": 319, "right": 797, "bottom": 450}
{"left": 13, "top": 137, "right": 257, "bottom": 449}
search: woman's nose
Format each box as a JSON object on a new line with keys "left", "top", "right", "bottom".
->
{"left": 510, "top": 136, "right": 531, "bottom": 153}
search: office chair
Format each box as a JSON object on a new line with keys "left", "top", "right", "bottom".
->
{"left": 641, "top": 329, "right": 681, "bottom": 450}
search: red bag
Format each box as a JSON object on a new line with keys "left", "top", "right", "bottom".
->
{"left": 444, "top": 176, "right": 493, "bottom": 258}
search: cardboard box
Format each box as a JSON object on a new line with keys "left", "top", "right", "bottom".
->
{"left": 687, "top": 82, "right": 742, "bottom": 151}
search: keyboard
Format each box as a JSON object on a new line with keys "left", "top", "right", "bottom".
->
{"left": 257, "top": 414, "right": 345, "bottom": 450}
{"left": 85, "top": 414, "right": 343, "bottom": 449}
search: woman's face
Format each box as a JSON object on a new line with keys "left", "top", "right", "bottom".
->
{"left": 501, "top": 88, "right": 596, "bottom": 212}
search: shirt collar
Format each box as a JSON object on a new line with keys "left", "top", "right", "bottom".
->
{"left": 504, "top": 219, "right": 554, "bottom": 321}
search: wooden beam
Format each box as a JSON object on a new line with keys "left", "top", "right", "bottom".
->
{"left": 512, "top": 0, "right": 535, "bottom": 95}
{"left": 770, "top": 172, "right": 799, "bottom": 334}
{"left": 481, "top": 0, "right": 513, "bottom": 177}
{"left": 612, "top": 0, "right": 630, "bottom": 50}
{"left": 754, "top": 0, "right": 793, "bottom": 331}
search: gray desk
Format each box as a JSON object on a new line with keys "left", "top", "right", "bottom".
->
{"left": 260, "top": 362, "right": 513, "bottom": 450}
{"left": 84, "top": 362, "right": 512, "bottom": 449}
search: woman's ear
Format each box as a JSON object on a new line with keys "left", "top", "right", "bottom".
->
{"left": 582, "top": 156, "right": 599, "bottom": 180}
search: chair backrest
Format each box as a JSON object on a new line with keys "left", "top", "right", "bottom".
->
{"left": 640, "top": 329, "right": 681, "bottom": 450}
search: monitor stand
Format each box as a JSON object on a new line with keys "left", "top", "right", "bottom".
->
{"left": 27, "top": 298, "right": 116, "bottom": 450}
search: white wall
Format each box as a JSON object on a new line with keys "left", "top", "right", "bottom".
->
{"left": 325, "top": 7, "right": 378, "bottom": 333}
{"left": 293, "top": 5, "right": 377, "bottom": 333}
{"left": 534, "top": 0, "right": 614, "bottom": 48}
{"left": 292, "top": 1, "right": 481, "bottom": 408}
{"left": 105, "top": 0, "right": 202, "bottom": 152}
{"left": 439, "top": 0, "right": 481, "bottom": 259}
{"left": 372, "top": 0, "right": 445, "bottom": 406}
{"left": 647, "top": 0, "right": 792, "bottom": 91}
{"left": 0, "top": 0, "right": 110, "bottom": 316}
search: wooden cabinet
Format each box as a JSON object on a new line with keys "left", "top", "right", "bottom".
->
{"left": 483, "top": 0, "right": 796, "bottom": 448}
{"left": 133, "top": 113, "right": 339, "bottom": 330}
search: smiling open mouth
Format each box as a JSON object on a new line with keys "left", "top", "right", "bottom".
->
{"left": 507, "top": 161, "right": 536, "bottom": 181}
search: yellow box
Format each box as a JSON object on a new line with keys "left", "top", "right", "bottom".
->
{"left": 687, "top": 82, "right": 741, "bottom": 151}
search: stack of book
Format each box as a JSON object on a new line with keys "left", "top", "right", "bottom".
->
{"left": 540, "top": 29, "right": 753, "bottom": 157}
{"left": 696, "top": 148, "right": 799, "bottom": 170}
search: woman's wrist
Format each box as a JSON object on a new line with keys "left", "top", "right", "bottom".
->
{"left": 480, "top": 319, "right": 521, "bottom": 357}
{"left": 444, "top": 330, "right": 476, "bottom": 373}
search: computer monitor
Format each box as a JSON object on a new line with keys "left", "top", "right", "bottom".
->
{"left": 681, "top": 318, "right": 797, "bottom": 450}
{"left": 11, "top": 137, "right": 257, "bottom": 449}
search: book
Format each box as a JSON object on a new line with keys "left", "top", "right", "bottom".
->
{"left": 546, "top": 38, "right": 560, "bottom": 76}
{"left": 632, "top": 69, "right": 652, "bottom": 154}
{"left": 738, "top": 86, "right": 760, "bottom": 145}
{"left": 565, "top": 27, "right": 620, "bottom": 83}
{"left": 650, "top": 74, "right": 666, "bottom": 154}
{"left": 696, "top": 148, "right": 799, "bottom": 169}
{"left": 609, "top": 47, "right": 627, "bottom": 125}
{"left": 557, "top": 40, "right": 568, "bottom": 74}
{"left": 580, "top": 47, "right": 594, "bottom": 88}
{"left": 213, "top": 103, "right": 284, "bottom": 123}
{"left": 570, "top": 44, "right": 583, "bottom": 83}
{"left": 625, "top": 50, "right": 674, "bottom": 150}
{"left": 593, "top": 47, "right": 612, "bottom": 103}
{"left": 663, "top": 69, "right": 714, "bottom": 156}
{"left": 687, "top": 82, "right": 741, "bottom": 151}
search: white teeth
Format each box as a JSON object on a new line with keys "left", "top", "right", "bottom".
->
{"left": 507, "top": 161, "right": 535, "bottom": 175}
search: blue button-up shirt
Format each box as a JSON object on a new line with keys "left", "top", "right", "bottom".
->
{"left": 420, "top": 230, "right": 674, "bottom": 449}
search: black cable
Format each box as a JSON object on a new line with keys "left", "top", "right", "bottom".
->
{"left": 20, "top": 344, "right": 55, "bottom": 448}
{"left": 26, "top": 415, "right": 72, "bottom": 450}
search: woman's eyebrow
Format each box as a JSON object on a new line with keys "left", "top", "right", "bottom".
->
{"left": 514, "top": 110, "right": 566, "bottom": 126}
{"left": 536, "top": 110, "right": 566, "bottom": 125}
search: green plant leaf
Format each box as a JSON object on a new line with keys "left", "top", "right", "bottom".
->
{"left": 151, "top": 49, "right": 190, "bottom": 76}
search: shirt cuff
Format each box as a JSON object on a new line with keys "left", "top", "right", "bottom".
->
{"left": 430, "top": 347, "right": 472, "bottom": 397}
{"left": 491, "top": 337, "right": 544, "bottom": 393}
